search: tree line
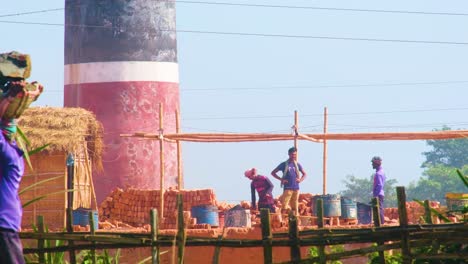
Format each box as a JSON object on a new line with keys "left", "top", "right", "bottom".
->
{"left": 340, "top": 126, "right": 468, "bottom": 207}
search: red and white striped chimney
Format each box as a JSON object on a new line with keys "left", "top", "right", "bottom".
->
{"left": 64, "top": 0, "right": 180, "bottom": 203}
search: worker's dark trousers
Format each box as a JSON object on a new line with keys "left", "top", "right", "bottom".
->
{"left": 377, "top": 195, "right": 385, "bottom": 224}
{"left": 0, "top": 228, "right": 25, "bottom": 264}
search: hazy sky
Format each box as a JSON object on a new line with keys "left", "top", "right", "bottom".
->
{"left": 2, "top": 0, "right": 467, "bottom": 203}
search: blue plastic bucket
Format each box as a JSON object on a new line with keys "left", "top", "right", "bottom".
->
{"left": 73, "top": 208, "right": 99, "bottom": 229}
{"left": 340, "top": 197, "right": 357, "bottom": 219}
{"left": 312, "top": 194, "right": 342, "bottom": 217}
{"left": 224, "top": 205, "right": 251, "bottom": 227}
{"left": 191, "top": 205, "right": 219, "bottom": 226}
{"left": 357, "top": 202, "right": 372, "bottom": 224}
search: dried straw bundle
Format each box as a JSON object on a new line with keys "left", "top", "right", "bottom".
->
{"left": 18, "top": 107, "right": 104, "bottom": 170}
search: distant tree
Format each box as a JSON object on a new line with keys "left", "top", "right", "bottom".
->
{"left": 422, "top": 126, "right": 468, "bottom": 168}
{"left": 339, "top": 175, "right": 398, "bottom": 207}
{"left": 407, "top": 165, "right": 468, "bottom": 204}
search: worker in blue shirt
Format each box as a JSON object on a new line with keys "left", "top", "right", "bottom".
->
{"left": 372, "top": 156, "right": 386, "bottom": 225}
{"left": 0, "top": 94, "right": 26, "bottom": 264}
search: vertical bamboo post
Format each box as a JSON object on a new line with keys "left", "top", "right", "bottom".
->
{"left": 175, "top": 109, "right": 183, "bottom": 190}
{"left": 322, "top": 107, "right": 328, "bottom": 195}
{"left": 424, "top": 200, "right": 433, "bottom": 224}
{"left": 316, "top": 199, "right": 326, "bottom": 264}
{"left": 66, "top": 153, "right": 76, "bottom": 263}
{"left": 372, "top": 197, "right": 381, "bottom": 226}
{"left": 151, "top": 209, "right": 160, "bottom": 264}
{"left": 397, "top": 186, "right": 411, "bottom": 264}
{"left": 294, "top": 110, "right": 298, "bottom": 151}
{"left": 89, "top": 212, "right": 97, "bottom": 264}
{"left": 37, "top": 215, "right": 45, "bottom": 264}
{"left": 316, "top": 198, "right": 324, "bottom": 228}
{"left": 83, "top": 143, "right": 98, "bottom": 211}
{"left": 176, "top": 194, "right": 186, "bottom": 264}
{"left": 212, "top": 233, "right": 223, "bottom": 264}
{"left": 288, "top": 212, "right": 301, "bottom": 262}
{"left": 159, "top": 103, "right": 165, "bottom": 220}
{"left": 372, "top": 198, "right": 385, "bottom": 263}
{"left": 260, "top": 209, "right": 273, "bottom": 264}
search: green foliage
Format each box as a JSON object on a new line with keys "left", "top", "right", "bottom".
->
{"left": 308, "top": 245, "right": 344, "bottom": 264}
{"left": 77, "top": 249, "right": 121, "bottom": 264}
{"left": 412, "top": 243, "right": 468, "bottom": 264}
{"left": 456, "top": 169, "right": 468, "bottom": 188}
{"left": 422, "top": 127, "right": 468, "bottom": 168}
{"left": 368, "top": 250, "right": 402, "bottom": 264}
{"left": 339, "top": 175, "right": 398, "bottom": 207}
{"left": 24, "top": 225, "right": 67, "bottom": 264}
{"left": 413, "top": 199, "right": 451, "bottom": 223}
{"left": 406, "top": 165, "right": 468, "bottom": 204}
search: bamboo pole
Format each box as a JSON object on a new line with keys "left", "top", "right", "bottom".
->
{"left": 150, "top": 209, "right": 160, "bottom": 264}
{"left": 159, "top": 103, "right": 165, "bottom": 220}
{"left": 37, "top": 215, "right": 45, "bottom": 264}
{"left": 89, "top": 212, "right": 97, "bottom": 264}
{"left": 288, "top": 212, "right": 301, "bottom": 262}
{"left": 260, "top": 209, "right": 273, "bottom": 264}
{"left": 176, "top": 110, "right": 183, "bottom": 190}
{"left": 83, "top": 143, "right": 98, "bottom": 211}
{"left": 372, "top": 197, "right": 381, "bottom": 226}
{"left": 397, "top": 186, "right": 411, "bottom": 264}
{"left": 176, "top": 194, "right": 186, "bottom": 264}
{"left": 423, "top": 200, "right": 433, "bottom": 224}
{"left": 316, "top": 199, "right": 326, "bottom": 264}
{"left": 294, "top": 110, "right": 298, "bottom": 151}
{"left": 371, "top": 197, "right": 385, "bottom": 263}
{"left": 323, "top": 107, "right": 328, "bottom": 195}
{"left": 66, "top": 153, "right": 76, "bottom": 263}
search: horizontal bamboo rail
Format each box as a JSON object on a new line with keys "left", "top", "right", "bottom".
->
{"left": 121, "top": 130, "right": 468, "bottom": 142}
{"left": 21, "top": 190, "right": 468, "bottom": 263}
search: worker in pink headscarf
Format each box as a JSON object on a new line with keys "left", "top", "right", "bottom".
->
{"left": 244, "top": 168, "right": 276, "bottom": 213}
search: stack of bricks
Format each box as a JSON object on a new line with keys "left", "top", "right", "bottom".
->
{"left": 384, "top": 201, "right": 441, "bottom": 224}
{"left": 99, "top": 188, "right": 217, "bottom": 228}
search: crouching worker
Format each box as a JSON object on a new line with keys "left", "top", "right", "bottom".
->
{"left": 244, "top": 168, "right": 276, "bottom": 213}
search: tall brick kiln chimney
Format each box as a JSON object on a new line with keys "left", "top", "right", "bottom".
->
{"left": 64, "top": 0, "right": 180, "bottom": 203}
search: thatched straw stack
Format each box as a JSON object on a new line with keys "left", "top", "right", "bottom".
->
{"left": 18, "top": 107, "right": 104, "bottom": 170}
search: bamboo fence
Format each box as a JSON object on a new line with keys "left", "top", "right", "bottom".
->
{"left": 20, "top": 187, "right": 468, "bottom": 264}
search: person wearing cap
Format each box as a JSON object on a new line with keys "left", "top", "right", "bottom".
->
{"left": 0, "top": 94, "right": 26, "bottom": 263}
{"left": 271, "top": 147, "right": 307, "bottom": 215}
{"left": 244, "top": 168, "right": 276, "bottom": 213}
{"left": 372, "top": 156, "right": 386, "bottom": 224}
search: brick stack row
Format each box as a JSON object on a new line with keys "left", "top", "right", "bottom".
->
{"left": 99, "top": 188, "right": 217, "bottom": 227}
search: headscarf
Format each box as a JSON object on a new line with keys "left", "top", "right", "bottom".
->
{"left": 1, "top": 118, "right": 17, "bottom": 140}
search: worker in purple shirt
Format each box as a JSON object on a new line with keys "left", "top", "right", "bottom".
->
{"left": 244, "top": 168, "right": 276, "bottom": 213}
{"left": 0, "top": 95, "right": 26, "bottom": 264}
{"left": 372, "top": 156, "right": 386, "bottom": 225}
{"left": 271, "top": 147, "right": 306, "bottom": 215}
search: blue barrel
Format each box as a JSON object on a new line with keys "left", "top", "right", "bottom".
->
{"left": 191, "top": 205, "right": 219, "bottom": 226}
{"left": 340, "top": 197, "right": 357, "bottom": 219}
{"left": 312, "top": 194, "right": 342, "bottom": 217}
{"left": 357, "top": 202, "right": 372, "bottom": 224}
{"left": 311, "top": 194, "right": 341, "bottom": 217}
{"left": 73, "top": 208, "right": 99, "bottom": 229}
